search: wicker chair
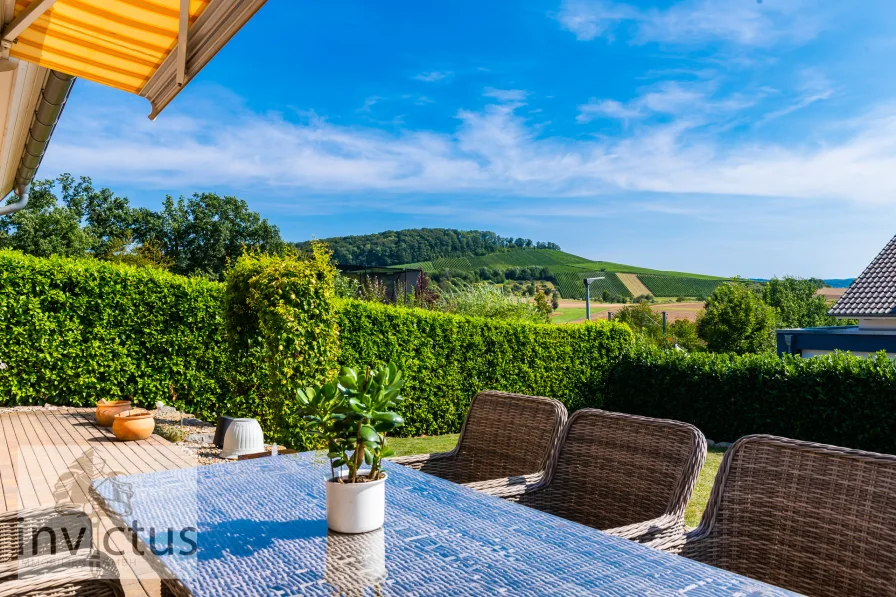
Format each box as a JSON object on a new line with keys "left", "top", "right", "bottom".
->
{"left": 0, "top": 506, "right": 94, "bottom": 563}
{"left": 652, "top": 435, "right": 896, "bottom": 597}
{"left": 470, "top": 409, "right": 706, "bottom": 544}
{"left": 0, "top": 506, "right": 123, "bottom": 597}
{"left": 390, "top": 390, "right": 567, "bottom": 485}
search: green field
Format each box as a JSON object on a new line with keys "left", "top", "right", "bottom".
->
{"left": 550, "top": 306, "right": 611, "bottom": 324}
{"left": 638, "top": 274, "right": 727, "bottom": 298}
{"left": 398, "top": 249, "right": 731, "bottom": 300}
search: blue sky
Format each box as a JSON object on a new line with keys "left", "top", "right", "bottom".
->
{"left": 40, "top": 0, "right": 896, "bottom": 278}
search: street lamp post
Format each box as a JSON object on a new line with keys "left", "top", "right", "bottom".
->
{"left": 583, "top": 277, "right": 605, "bottom": 321}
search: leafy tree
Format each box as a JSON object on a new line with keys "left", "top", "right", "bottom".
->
{"left": 697, "top": 282, "right": 776, "bottom": 354}
{"left": 0, "top": 179, "right": 91, "bottom": 257}
{"left": 145, "top": 193, "right": 284, "bottom": 279}
{"left": 534, "top": 290, "right": 553, "bottom": 318}
{"left": 762, "top": 276, "right": 834, "bottom": 328}
{"left": 1, "top": 174, "right": 283, "bottom": 280}
{"left": 298, "top": 228, "right": 560, "bottom": 266}
{"left": 667, "top": 319, "right": 704, "bottom": 351}
{"left": 614, "top": 301, "right": 664, "bottom": 344}
{"left": 57, "top": 174, "right": 135, "bottom": 258}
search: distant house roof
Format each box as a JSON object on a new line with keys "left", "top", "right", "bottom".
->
{"left": 830, "top": 234, "right": 896, "bottom": 317}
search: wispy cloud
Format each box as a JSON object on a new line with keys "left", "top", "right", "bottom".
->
{"left": 413, "top": 70, "right": 454, "bottom": 82}
{"left": 759, "top": 68, "right": 835, "bottom": 123}
{"left": 557, "top": 0, "right": 825, "bottom": 47}
{"left": 42, "top": 87, "right": 896, "bottom": 208}
{"left": 483, "top": 88, "right": 529, "bottom": 102}
{"left": 577, "top": 80, "right": 754, "bottom": 124}
{"left": 577, "top": 99, "right": 642, "bottom": 123}
{"left": 554, "top": 0, "right": 636, "bottom": 41}
{"left": 357, "top": 96, "right": 383, "bottom": 113}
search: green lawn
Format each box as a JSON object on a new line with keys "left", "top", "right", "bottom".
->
{"left": 390, "top": 434, "right": 459, "bottom": 456}
{"left": 390, "top": 434, "right": 724, "bottom": 528}
{"left": 550, "top": 306, "right": 610, "bottom": 324}
{"left": 685, "top": 447, "right": 725, "bottom": 528}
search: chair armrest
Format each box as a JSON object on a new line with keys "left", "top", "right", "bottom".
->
{"left": 0, "top": 506, "right": 92, "bottom": 564}
{"left": 604, "top": 514, "right": 685, "bottom": 545}
{"left": 0, "top": 550, "right": 123, "bottom": 597}
{"left": 642, "top": 525, "right": 697, "bottom": 553}
{"left": 465, "top": 473, "right": 544, "bottom": 500}
{"left": 389, "top": 451, "right": 454, "bottom": 470}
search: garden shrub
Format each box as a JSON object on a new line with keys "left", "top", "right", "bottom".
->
{"left": 605, "top": 346, "right": 896, "bottom": 454}
{"left": 223, "top": 245, "right": 340, "bottom": 445}
{"left": 0, "top": 250, "right": 228, "bottom": 411}
{"left": 336, "top": 299, "right": 634, "bottom": 436}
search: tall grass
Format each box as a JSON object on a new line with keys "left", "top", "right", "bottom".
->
{"left": 436, "top": 282, "right": 549, "bottom": 323}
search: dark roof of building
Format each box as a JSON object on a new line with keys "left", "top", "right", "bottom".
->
{"left": 829, "top": 234, "right": 896, "bottom": 317}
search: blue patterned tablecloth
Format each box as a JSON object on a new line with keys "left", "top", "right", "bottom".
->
{"left": 93, "top": 452, "right": 799, "bottom": 596}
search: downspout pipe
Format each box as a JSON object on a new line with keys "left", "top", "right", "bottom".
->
{"left": 0, "top": 69, "right": 75, "bottom": 216}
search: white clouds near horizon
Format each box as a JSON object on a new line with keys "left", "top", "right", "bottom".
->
{"left": 41, "top": 85, "right": 896, "bottom": 208}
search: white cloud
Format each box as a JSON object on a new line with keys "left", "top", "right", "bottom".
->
{"left": 759, "top": 68, "right": 835, "bottom": 123}
{"left": 413, "top": 70, "right": 454, "bottom": 82}
{"left": 358, "top": 96, "right": 383, "bottom": 113}
{"left": 41, "top": 88, "right": 896, "bottom": 208}
{"left": 555, "top": 0, "right": 636, "bottom": 41}
{"left": 483, "top": 88, "right": 529, "bottom": 102}
{"left": 577, "top": 99, "right": 642, "bottom": 123}
{"left": 557, "top": 0, "right": 824, "bottom": 47}
{"left": 577, "top": 81, "right": 755, "bottom": 124}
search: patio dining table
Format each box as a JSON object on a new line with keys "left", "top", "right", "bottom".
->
{"left": 93, "top": 452, "right": 799, "bottom": 597}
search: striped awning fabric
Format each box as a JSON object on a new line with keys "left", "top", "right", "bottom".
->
{"left": 6, "top": 0, "right": 266, "bottom": 118}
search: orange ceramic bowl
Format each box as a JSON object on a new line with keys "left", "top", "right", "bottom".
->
{"left": 96, "top": 400, "right": 132, "bottom": 427}
{"left": 111, "top": 409, "right": 155, "bottom": 441}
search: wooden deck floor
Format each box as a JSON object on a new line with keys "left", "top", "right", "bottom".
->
{"left": 0, "top": 408, "right": 198, "bottom": 597}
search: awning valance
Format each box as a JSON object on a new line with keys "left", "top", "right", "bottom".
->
{"left": 4, "top": 0, "right": 266, "bottom": 118}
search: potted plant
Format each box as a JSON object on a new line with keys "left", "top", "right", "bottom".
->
{"left": 296, "top": 362, "right": 405, "bottom": 534}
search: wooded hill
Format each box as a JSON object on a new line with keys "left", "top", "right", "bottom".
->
{"left": 303, "top": 228, "right": 731, "bottom": 300}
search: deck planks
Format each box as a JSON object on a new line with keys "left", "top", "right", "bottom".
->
{"left": 0, "top": 408, "right": 200, "bottom": 597}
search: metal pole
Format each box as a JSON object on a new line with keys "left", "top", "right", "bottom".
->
{"left": 583, "top": 277, "right": 604, "bottom": 322}
{"left": 662, "top": 311, "right": 667, "bottom": 334}
{"left": 585, "top": 282, "right": 591, "bottom": 321}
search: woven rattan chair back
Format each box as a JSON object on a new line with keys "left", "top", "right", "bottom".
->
{"left": 441, "top": 390, "right": 567, "bottom": 484}
{"left": 519, "top": 409, "right": 705, "bottom": 531}
{"left": 682, "top": 435, "right": 896, "bottom": 597}
{"left": 0, "top": 506, "right": 93, "bottom": 563}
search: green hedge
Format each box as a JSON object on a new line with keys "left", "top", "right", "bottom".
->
{"left": 0, "top": 251, "right": 635, "bottom": 440}
{"left": 5, "top": 250, "right": 896, "bottom": 454}
{"left": 0, "top": 250, "right": 228, "bottom": 411}
{"left": 337, "top": 299, "right": 634, "bottom": 436}
{"left": 605, "top": 347, "right": 896, "bottom": 454}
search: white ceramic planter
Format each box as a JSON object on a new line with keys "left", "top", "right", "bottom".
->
{"left": 220, "top": 418, "right": 264, "bottom": 459}
{"left": 326, "top": 472, "right": 387, "bottom": 534}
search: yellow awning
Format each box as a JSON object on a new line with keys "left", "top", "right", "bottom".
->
{"left": 4, "top": 0, "right": 267, "bottom": 118}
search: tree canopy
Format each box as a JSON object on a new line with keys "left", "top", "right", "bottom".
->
{"left": 0, "top": 174, "right": 283, "bottom": 279}
{"left": 697, "top": 281, "right": 777, "bottom": 354}
{"left": 762, "top": 276, "right": 834, "bottom": 328}
{"left": 298, "top": 228, "right": 560, "bottom": 266}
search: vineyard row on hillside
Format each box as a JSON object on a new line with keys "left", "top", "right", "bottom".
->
{"left": 554, "top": 272, "right": 632, "bottom": 300}
{"left": 638, "top": 274, "right": 727, "bottom": 298}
